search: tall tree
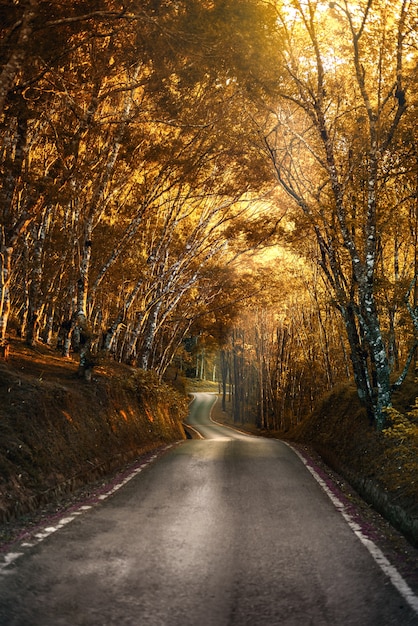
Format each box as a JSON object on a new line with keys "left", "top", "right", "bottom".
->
{"left": 0, "top": 0, "right": 281, "bottom": 362}
{"left": 256, "top": 0, "right": 417, "bottom": 428}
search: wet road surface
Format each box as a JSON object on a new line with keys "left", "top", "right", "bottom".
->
{"left": 1, "top": 392, "right": 418, "bottom": 625}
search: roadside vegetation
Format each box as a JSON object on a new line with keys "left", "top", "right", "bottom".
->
{"left": 0, "top": 337, "right": 417, "bottom": 553}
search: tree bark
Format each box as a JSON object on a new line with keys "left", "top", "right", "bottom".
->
{"left": 0, "top": 240, "right": 13, "bottom": 342}
{"left": 138, "top": 301, "right": 162, "bottom": 371}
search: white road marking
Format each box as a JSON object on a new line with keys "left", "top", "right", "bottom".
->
{"left": 289, "top": 443, "right": 418, "bottom": 615}
{"left": 0, "top": 552, "right": 24, "bottom": 574}
{"left": 0, "top": 445, "right": 175, "bottom": 574}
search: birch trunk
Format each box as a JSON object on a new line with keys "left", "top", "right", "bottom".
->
{"left": 155, "top": 317, "right": 193, "bottom": 379}
{"left": 26, "top": 207, "right": 51, "bottom": 346}
{"left": 71, "top": 62, "right": 142, "bottom": 350}
{"left": 0, "top": 241, "right": 13, "bottom": 342}
{"left": 138, "top": 301, "right": 162, "bottom": 371}
{"left": 264, "top": 0, "right": 410, "bottom": 429}
{"left": 73, "top": 226, "right": 92, "bottom": 352}
{"left": 355, "top": 268, "right": 392, "bottom": 430}
{"left": 220, "top": 349, "right": 229, "bottom": 412}
{"left": 102, "top": 278, "right": 144, "bottom": 355}
{"left": 124, "top": 312, "right": 144, "bottom": 365}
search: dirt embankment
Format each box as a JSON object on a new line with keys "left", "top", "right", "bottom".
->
{"left": 0, "top": 340, "right": 188, "bottom": 525}
{"left": 291, "top": 383, "right": 418, "bottom": 548}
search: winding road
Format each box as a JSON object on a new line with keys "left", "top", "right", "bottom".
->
{"left": 1, "top": 392, "right": 418, "bottom": 625}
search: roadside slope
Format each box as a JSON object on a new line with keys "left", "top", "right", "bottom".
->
{"left": 290, "top": 383, "right": 418, "bottom": 547}
{"left": 0, "top": 340, "right": 188, "bottom": 525}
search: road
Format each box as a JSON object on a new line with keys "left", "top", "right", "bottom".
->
{"left": 1, "top": 392, "right": 418, "bottom": 625}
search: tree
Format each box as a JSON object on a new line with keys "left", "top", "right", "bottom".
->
{"left": 256, "top": 0, "right": 417, "bottom": 428}
{"left": 220, "top": 251, "right": 351, "bottom": 430}
{"left": 0, "top": 0, "right": 282, "bottom": 373}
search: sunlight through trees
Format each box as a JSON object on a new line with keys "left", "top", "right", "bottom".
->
{"left": 1, "top": 0, "right": 418, "bottom": 430}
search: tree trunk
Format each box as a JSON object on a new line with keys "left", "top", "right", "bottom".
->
{"left": 220, "top": 349, "right": 229, "bottom": 411}
{"left": 26, "top": 208, "right": 51, "bottom": 346}
{"left": 0, "top": 241, "right": 13, "bottom": 342}
{"left": 139, "top": 302, "right": 162, "bottom": 370}
{"left": 358, "top": 285, "right": 392, "bottom": 430}
{"left": 340, "top": 303, "right": 373, "bottom": 420}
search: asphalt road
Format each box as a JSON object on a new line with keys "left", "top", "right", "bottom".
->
{"left": 1, "top": 392, "right": 418, "bottom": 625}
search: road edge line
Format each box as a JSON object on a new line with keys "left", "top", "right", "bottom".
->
{"left": 0, "top": 443, "right": 176, "bottom": 574}
{"left": 286, "top": 442, "right": 418, "bottom": 615}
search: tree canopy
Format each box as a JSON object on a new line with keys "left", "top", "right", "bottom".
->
{"left": 1, "top": 0, "right": 418, "bottom": 430}
{"left": 0, "top": 0, "right": 281, "bottom": 378}
{"left": 249, "top": 0, "right": 418, "bottom": 429}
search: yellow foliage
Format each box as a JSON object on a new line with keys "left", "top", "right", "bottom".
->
{"left": 383, "top": 406, "right": 418, "bottom": 445}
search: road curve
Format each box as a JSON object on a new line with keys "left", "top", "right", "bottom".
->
{"left": 1, "top": 392, "right": 417, "bottom": 625}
